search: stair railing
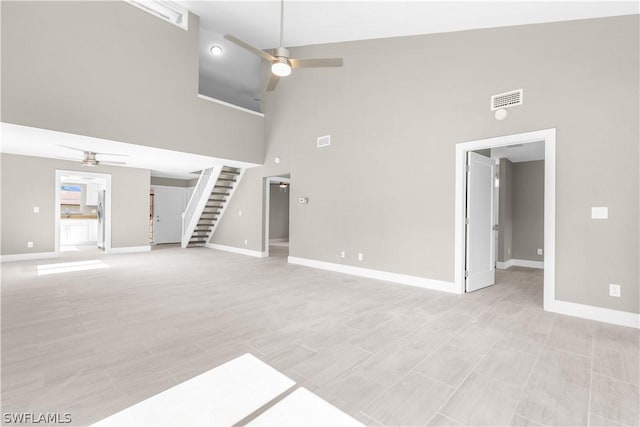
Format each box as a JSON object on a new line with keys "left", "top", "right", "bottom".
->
{"left": 181, "top": 166, "right": 221, "bottom": 248}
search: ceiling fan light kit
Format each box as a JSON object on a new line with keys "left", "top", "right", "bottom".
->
{"left": 272, "top": 58, "right": 292, "bottom": 77}
{"left": 224, "top": 0, "right": 343, "bottom": 91}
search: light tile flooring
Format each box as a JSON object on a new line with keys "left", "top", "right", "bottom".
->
{"left": 1, "top": 245, "right": 638, "bottom": 426}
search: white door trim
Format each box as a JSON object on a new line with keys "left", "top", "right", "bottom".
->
{"left": 55, "top": 169, "right": 112, "bottom": 254}
{"left": 454, "top": 128, "right": 556, "bottom": 310}
{"left": 263, "top": 176, "right": 290, "bottom": 257}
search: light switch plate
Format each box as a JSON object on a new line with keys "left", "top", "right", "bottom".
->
{"left": 537, "top": 248, "right": 543, "bottom": 255}
{"left": 358, "top": 253, "right": 363, "bottom": 261}
{"left": 609, "top": 284, "right": 621, "bottom": 297}
{"left": 33, "top": 207, "right": 39, "bottom": 213}
{"left": 591, "top": 207, "right": 608, "bottom": 219}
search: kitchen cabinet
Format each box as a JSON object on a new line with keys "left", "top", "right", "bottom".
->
{"left": 61, "top": 219, "right": 98, "bottom": 245}
{"left": 86, "top": 183, "right": 99, "bottom": 206}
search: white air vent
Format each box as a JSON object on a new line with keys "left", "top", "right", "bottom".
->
{"left": 491, "top": 89, "right": 523, "bottom": 111}
{"left": 126, "top": 0, "right": 189, "bottom": 30}
{"left": 317, "top": 135, "right": 331, "bottom": 148}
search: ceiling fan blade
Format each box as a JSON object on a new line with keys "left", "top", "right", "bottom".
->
{"left": 224, "top": 34, "right": 276, "bottom": 62}
{"left": 96, "top": 152, "right": 128, "bottom": 157}
{"left": 100, "top": 161, "right": 127, "bottom": 165}
{"left": 54, "top": 155, "right": 82, "bottom": 162}
{"left": 290, "top": 57, "right": 343, "bottom": 68}
{"left": 57, "top": 145, "right": 128, "bottom": 157}
{"left": 57, "top": 144, "right": 85, "bottom": 152}
{"left": 266, "top": 74, "right": 280, "bottom": 92}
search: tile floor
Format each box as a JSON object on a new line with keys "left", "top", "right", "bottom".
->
{"left": 1, "top": 245, "right": 638, "bottom": 426}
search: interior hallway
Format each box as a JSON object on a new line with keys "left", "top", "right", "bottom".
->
{"left": 1, "top": 248, "right": 638, "bottom": 426}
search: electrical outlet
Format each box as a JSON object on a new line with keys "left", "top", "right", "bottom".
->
{"left": 244, "top": 239, "right": 248, "bottom": 246}
{"left": 33, "top": 207, "right": 39, "bottom": 213}
{"left": 537, "top": 248, "right": 543, "bottom": 255}
{"left": 609, "top": 284, "right": 621, "bottom": 297}
{"left": 238, "top": 210, "right": 242, "bottom": 216}
{"left": 27, "top": 241, "right": 34, "bottom": 248}
{"left": 358, "top": 253, "right": 363, "bottom": 261}
{"left": 340, "top": 251, "right": 345, "bottom": 259}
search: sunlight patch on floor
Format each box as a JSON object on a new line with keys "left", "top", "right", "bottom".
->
{"left": 37, "top": 259, "right": 109, "bottom": 276}
{"left": 248, "top": 387, "right": 363, "bottom": 427}
{"left": 91, "top": 354, "right": 362, "bottom": 427}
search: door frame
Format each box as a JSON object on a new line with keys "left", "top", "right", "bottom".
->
{"left": 263, "top": 176, "right": 290, "bottom": 257}
{"left": 55, "top": 169, "right": 112, "bottom": 254}
{"left": 454, "top": 128, "right": 555, "bottom": 310}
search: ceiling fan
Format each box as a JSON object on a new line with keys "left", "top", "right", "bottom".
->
{"left": 56, "top": 145, "right": 128, "bottom": 167}
{"left": 224, "top": 0, "right": 343, "bottom": 92}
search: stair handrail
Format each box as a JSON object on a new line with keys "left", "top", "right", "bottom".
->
{"left": 181, "top": 166, "right": 221, "bottom": 248}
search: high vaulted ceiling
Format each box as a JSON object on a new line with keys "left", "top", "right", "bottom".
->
{"left": 177, "top": 1, "right": 639, "bottom": 112}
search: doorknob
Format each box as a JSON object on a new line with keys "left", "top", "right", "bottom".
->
{"left": 493, "top": 224, "right": 499, "bottom": 230}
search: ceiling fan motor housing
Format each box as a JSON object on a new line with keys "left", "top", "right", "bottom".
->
{"left": 274, "top": 46, "right": 290, "bottom": 60}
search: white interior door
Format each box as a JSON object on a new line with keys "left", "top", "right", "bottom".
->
{"left": 466, "top": 152, "right": 495, "bottom": 292}
{"left": 152, "top": 186, "right": 186, "bottom": 244}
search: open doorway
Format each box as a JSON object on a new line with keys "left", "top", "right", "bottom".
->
{"left": 455, "top": 129, "right": 556, "bottom": 311}
{"left": 264, "top": 176, "right": 290, "bottom": 258}
{"left": 55, "top": 170, "right": 112, "bottom": 255}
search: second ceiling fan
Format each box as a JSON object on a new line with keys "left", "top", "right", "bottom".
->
{"left": 224, "top": 0, "right": 343, "bottom": 92}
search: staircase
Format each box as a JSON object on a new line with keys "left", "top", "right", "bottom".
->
{"left": 181, "top": 166, "right": 244, "bottom": 248}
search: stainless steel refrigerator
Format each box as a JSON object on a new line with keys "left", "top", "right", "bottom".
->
{"left": 97, "top": 190, "right": 106, "bottom": 250}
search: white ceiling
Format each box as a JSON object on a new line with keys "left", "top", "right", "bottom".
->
{"left": 0, "top": 123, "right": 258, "bottom": 179}
{"left": 179, "top": 1, "right": 639, "bottom": 111}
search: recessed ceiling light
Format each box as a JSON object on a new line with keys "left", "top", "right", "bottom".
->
{"left": 210, "top": 45, "right": 223, "bottom": 56}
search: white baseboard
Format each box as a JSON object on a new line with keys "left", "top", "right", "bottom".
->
{"left": 496, "top": 259, "right": 544, "bottom": 270}
{"left": 287, "top": 256, "right": 459, "bottom": 294}
{"left": 0, "top": 252, "right": 58, "bottom": 262}
{"left": 106, "top": 245, "right": 151, "bottom": 254}
{"left": 205, "top": 243, "right": 267, "bottom": 258}
{"left": 547, "top": 299, "right": 639, "bottom": 329}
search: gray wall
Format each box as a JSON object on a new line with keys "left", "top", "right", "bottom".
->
{"left": 1, "top": 1, "right": 263, "bottom": 164}
{"left": 512, "top": 161, "right": 545, "bottom": 262}
{"left": 269, "top": 184, "right": 290, "bottom": 240}
{"left": 498, "top": 159, "right": 545, "bottom": 263}
{"left": 1, "top": 153, "right": 150, "bottom": 254}
{"left": 498, "top": 159, "right": 513, "bottom": 263}
{"left": 150, "top": 177, "right": 192, "bottom": 188}
{"left": 212, "top": 15, "right": 639, "bottom": 314}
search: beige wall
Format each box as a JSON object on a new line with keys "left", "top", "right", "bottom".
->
{"left": 150, "top": 177, "right": 192, "bottom": 188}
{"left": 512, "top": 160, "right": 544, "bottom": 262}
{"left": 498, "top": 159, "right": 513, "bottom": 263}
{"left": 269, "top": 184, "right": 290, "bottom": 240}
{"left": 1, "top": 1, "right": 263, "bottom": 164}
{"left": 212, "top": 15, "right": 639, "bottom": 314}
{"left": 498, "top": 159, "right": 544, "bottom": 263}
{"left": 1, "top": 154, "right": 150, "bottom": 254}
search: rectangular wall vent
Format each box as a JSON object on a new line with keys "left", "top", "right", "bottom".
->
{"left": 317, "top": 135, "right": 331, "bottom": 148}
{"left": 491, "top": 89, "right": 523, "bottom": 111}
{"left": 126, "top": 0, "right": 189, "bottom": 31}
